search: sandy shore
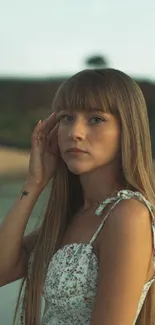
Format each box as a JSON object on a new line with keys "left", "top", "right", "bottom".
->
{"left": 0, "top": 146, "right": 30, "bottom": 181}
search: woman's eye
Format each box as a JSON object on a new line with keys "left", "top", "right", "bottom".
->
{"left": 60, "top": 115, "right": 74, "bottom": 123}
{"left": 90, "top": 116, "right": 105, "bottom": 124}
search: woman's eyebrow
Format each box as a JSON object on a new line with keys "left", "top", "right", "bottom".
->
{"left": 57, "top": 111, "right": 66, "bottom": 116}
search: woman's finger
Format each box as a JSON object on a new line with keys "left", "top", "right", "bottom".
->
{"left": 47, "top": 124, "right": 59, "bottom": 154}
{"left": 40, "top": 113, "right": 57, "bottom": 136}
{"left": 47, "top": 123, "right": 59, "bottom": 140}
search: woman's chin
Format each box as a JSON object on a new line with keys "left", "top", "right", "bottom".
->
{"left": 67, "top": 167, "right": 84, "bottom": 175}
{"left": 66, "top": 163, "right": 89, "bottom": 175}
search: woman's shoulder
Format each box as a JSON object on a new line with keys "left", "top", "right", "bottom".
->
{"left": 105, "top": 191, "right": 151, "bottom": 231}
{"left": 98, "top": 189, "right": 154, "bottom": 267}
{"left": 96, "top": 189, "right": 155, "bottom": 218}
{"left": 116, "top": 189, "right": 155, "bottom": 217}
{"left": 94, "top": 190, "right": 154, "bottom": 325}
{"left": 97, "top": 189, "right": 154, "bottom": 241}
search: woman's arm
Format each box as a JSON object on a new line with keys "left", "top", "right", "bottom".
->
{"left": 90, "top": 198, "right": 153, "bottom": 325}
{"left": 0, "top": 178, "right": 42, "bottom": 286}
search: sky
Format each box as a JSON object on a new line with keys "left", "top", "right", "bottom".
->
{"left": 0, "top": 0, "right": 155, "bottom": 80}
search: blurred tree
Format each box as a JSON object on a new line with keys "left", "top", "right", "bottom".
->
{"left": 85, "top": 54, "right": 108, "bottom": 69}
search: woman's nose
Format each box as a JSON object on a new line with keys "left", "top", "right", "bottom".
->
{"left": 68, "top": 120, "right": 86, "bottom": 141}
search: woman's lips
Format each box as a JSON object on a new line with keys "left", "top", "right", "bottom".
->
{"left": 66, "top": 148, "right": 87, "bottom": 153}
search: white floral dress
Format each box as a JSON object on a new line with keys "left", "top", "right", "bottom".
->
{"left": 31, "top": 190, "right": 155, "bottom": 325}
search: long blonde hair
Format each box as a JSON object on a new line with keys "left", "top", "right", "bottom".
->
{"left": 14, "top": 69, "right": 155, "bottom": 325}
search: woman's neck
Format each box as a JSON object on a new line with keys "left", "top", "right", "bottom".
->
{"left": 80, "top": 166, "right": 125, "bottom": 210}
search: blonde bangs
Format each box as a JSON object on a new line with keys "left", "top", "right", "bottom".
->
{"left": 52, "top": 69, "right": 118, "bottom": 116}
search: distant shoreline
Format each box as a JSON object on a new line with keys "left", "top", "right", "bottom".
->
{"left": 0, "top": 146, "right": 30, "bottom": 182}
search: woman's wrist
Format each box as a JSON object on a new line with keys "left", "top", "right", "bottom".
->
{"left": 23, "top": 177, "right": 45, "bottom": 196}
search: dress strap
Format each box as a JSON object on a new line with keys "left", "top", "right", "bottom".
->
{"left": 89, "top": 190, "right": 155, "bottom": 247}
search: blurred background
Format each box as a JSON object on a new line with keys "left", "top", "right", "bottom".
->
{"left": 0, "top": 0, "right": 155, "bottom": 323}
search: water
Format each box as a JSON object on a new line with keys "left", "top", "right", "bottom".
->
{"left": 0, "top": 180, "right": 49, "bottom": 325}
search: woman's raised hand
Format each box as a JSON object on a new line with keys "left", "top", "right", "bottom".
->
{"left": 28, "top": 112, "right": 59, "bottom": 190}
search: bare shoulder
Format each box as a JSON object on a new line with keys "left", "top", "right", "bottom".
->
{"left": 98, "top": 197, "right": 153, "bottom": 258}
{"left": 103, "top": 196, "right": 152, "bottom": 234}
{"left": 90, "top": 198, "right": 153, "bottom": 325}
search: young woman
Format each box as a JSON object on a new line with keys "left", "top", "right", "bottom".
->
{"left": 0, "top": 69, "right": 155, "bottom": 325}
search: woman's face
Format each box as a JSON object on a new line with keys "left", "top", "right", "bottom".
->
{"left": 57, "top": 108, "right": 121, "bottom": 175}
